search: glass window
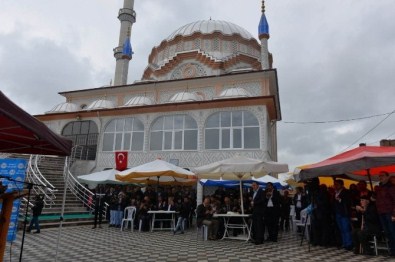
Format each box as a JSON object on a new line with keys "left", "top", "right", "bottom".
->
{"left": 221, "top": 129, "right": 230, "bottom": 148}
{"left": 102, "top": 118, "right": 145, "bottom": 152}
{"left": 150, "top": 115, "right": 198, "bottom": 151}
{"left": 205, "top": 129, "right": 219, "bottom": 149}
{"left": 80, "top": 121, "right": 90, "bottom": 134}
{"left": 244, "top": 127, "right": 259, "bottom": 149}
{"left": 206, "top": 113, "right": 220, "bottom": 128}
{"left": 72, "top": 121, "right": 81, "bottom": 135}
{"left": 221, "top": 112, "right": 231, "bottom": 127}
{"left": 62, "top": 120, "right": 99, "bottom": 160}
{"left": 204, "top": 111, "right": 260, "bottom": 150}
{"left": 102, "top": 133, "right": 114, "bottom": 151}
{"left": 233, "top": 128, "right": 242, "bottom": 148}
{"left": 244, "top": 111, "right": 259, "bottom": 126}
{"left": 184, "top": 130, "right": 197, "bottom": 150}
{"left": 132, "top": 132, "right": 144, "bottom": 151}
{"left": 232, "top": 111, "right": 242, "bottom": 127}
{"left": 150, "top": 131, "right": 162, "bottom": 151}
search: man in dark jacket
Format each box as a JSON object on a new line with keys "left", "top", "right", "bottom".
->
{"left": 196, "top": 197, "right": 219, "bottom": 240}
{"left": 333, "top": 179, "right": 353, "bottom": 250}
{"left": 263, "top": 182, "right": 281, "bottom": 242}
{"left": 27, "top": 194, "right": 44, "bottom": 233}
{"left": 376, "top": 171, "right": 395, "bottom": 256}
{"left": 251, "top": 181, "right": 265, "bottom": 245}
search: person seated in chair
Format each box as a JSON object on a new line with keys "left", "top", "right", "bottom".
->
{"left": 196, "top": 197, "right": 219, "bottom": 240}
{"left": 352, "top": 195, "right": 381, "bottom": 255}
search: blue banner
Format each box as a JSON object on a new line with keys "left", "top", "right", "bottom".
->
{"left": 0, "top": 158, "right": 27, "bottom": 242}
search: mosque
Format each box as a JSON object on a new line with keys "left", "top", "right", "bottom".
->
{"left": 35, "top": 0, "right": 282, "bottom": 175}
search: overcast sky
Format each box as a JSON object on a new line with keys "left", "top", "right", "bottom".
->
{"left": 1, "top": 0, "right": 395, "bottom": 172}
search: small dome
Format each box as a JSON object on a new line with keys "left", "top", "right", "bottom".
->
{"left": 46, "top": 102, "right": 79, "bottom": 114}
{"left": 168, "top": 92, "right": 202, "bottom": 103}
{"left": 85, "top": 99, "right": 115, "bottom": 110}
{"left": 166, "top": 20, "right": 255, "bottom": 41}
{"left": 218, "top": 87, "right": 251, "bottom": 98}
{"left": 123, "top": 96, "right": 154, "bottom": 107}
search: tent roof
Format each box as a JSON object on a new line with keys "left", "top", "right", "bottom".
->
{"left": 0, "top": 91, "right": 72, "bottom": 156}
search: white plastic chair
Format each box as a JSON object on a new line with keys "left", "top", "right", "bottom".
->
{"left": 121, "top": 206, "right": 136, "bottom": 231}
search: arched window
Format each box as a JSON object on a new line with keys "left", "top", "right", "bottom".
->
{"left": 205, "top": 111, "right": 260, "bottom": 150}
{"left": 62, "top": 120, "right": 98, "bottom": 160}
{"left": 102, "top": 118, "right": 144, "bottom": 151}
{"left": 150, "top": 115, "right": 198, "bottom": 151}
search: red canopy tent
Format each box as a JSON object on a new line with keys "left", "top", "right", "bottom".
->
{"left": 0, "top": 91, "right": 72, "bottom": 156}
{"left": 0, "top": 91, "right": 72, "bottom": 259}
{"left": 297, "top": 144, "right": 395, "bottom": 188}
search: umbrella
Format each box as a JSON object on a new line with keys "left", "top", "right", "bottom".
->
{"left": 115, "top": 159, "right": 196, "bottom": 186}
{"left": 200, "top": 175, "right": 288, "bottom": 190}
{"left": 194, "top": 155, "right": 289, "bottom": 213}
{"left": 77, "top": 168, "right": 129, "bottom": 189}
{"left": 296, "top": 144, "right": 395, "bottom": 189}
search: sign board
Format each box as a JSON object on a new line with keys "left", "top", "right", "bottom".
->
{"left": 0, "top": 158, "right": 27, "bottom": 242}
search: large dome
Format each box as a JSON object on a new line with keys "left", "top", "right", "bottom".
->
{"left": 142, "top": 19, "right": 261, "bottom": 81}
{"left": 166, "top": 20, "right": 255, "bottom": 41}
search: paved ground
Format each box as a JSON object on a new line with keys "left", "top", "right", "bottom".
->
{"left": 3, "top": 226, "right": 393, "bottom": 262}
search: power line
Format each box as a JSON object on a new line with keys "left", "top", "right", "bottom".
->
{"left": 282, "top": 111, "right": 392, "bottom": 124}
{"left": 341, "top": 110, "right": 395, "bottom": 152}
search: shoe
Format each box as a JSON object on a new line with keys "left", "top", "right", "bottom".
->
{"left": 344, "top": 246, "right": 353, "bottom": 251}
{"left": 173, "top": 231, "right": 176, "bottom": 235}
{"left": 254, "top": 241, "right": 263, "bottom": 245}
{"left": 33, "top": 231, "right": 40, "bottom": 234}
{"left": 92, "top": 226, "right": 96, "bottom": 229}
{"left": 98, "top": 225, "right": 102, "bottom": 228}
{"left": 181, "top": 231, "right": 184, "bottom": 234}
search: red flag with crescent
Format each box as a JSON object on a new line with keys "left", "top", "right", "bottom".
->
{"left": 115, "top": 151, "right": 128, "bottom": 171}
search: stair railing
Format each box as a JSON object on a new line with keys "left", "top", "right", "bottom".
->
{"left": 63, "top": 146, "right": 110, "bottom": 218}
{"left": 26, "top": 155, "right": 58, "bottom": 207}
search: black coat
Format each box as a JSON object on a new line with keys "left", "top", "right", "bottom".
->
{"left": 32, "top": 198, "right": 44, "bottom": 217}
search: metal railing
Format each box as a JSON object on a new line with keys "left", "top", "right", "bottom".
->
{"left": 66, "top": 147, "right": 108, "bottom": 217}
{"left": 26, "top": 155, "right": 58, "bottom": 207}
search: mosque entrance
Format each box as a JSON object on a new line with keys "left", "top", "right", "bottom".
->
{"left": 62, "top": 120, "right": 98, "bottom": 160}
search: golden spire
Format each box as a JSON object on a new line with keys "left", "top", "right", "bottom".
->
{"left": 262, "top": 0, "right": 265, "bottom": 13}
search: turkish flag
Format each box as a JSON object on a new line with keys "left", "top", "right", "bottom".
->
{"left": 115, "top": 151, "right": 128, "bottom": 171}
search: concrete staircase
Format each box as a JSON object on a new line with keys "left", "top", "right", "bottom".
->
{"left": 8, "top": 154, "right": 96, "bottom": 228}
{"left": 34, "top": 155, "right": 95, "bottom": 228}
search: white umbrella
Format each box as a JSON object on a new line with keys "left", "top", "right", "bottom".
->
{"left": 115, "top": 159, "right": 196, "bottom": 186}
{"left": 194, "top": 155, "right": 289, "bottom": 213}
{"left": 78, "top": 168, "right": 128, "bottom": 189}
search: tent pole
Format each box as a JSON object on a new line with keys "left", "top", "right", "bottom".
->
{"left": 367, "top": 169, "right": 374, "bottom": 191}
{"left": 239, "top": 178, "right": 244, "bottom": 214}
{"left": 55, "top": 156, "right": 69, "bottom": 261}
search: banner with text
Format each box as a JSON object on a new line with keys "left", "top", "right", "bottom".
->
{"left": 0, "top": 158, "right": 27, "bottom": 242}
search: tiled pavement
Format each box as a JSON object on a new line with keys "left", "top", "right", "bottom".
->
{"left": 3, "top": 226, "right": 392, "bottom": 262}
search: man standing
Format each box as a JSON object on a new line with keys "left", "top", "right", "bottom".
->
{"left": 251, "top": 181, "right": 265, "bottom": 245}
{"left": 92, "top": 185, "right": 105, "bottom": 229}
{"left": 27, "top": 194, "right": 44, "bottom": 234}
{"left": 333, "top": 179, "right": 353, "bottom": 250}
{"left": 263, "top": 182, "right": 281, "bottom": 242}
{"left": 376, "top": 171, "right": 395, "bottom": 257}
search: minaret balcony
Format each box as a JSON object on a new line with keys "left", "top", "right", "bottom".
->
{"left": 113, "top": 46, "right": 123, "bottom": 59}
{"left": 118, "top": 8, "right": 136, "bottom": 23}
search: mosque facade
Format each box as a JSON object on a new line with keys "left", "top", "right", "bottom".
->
{"left": 35, "top": 0, "right": 282, "bottom": 175}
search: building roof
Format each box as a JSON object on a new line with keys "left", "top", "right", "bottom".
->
{"left": 166, "top": 20, "right": 255, "bottom": 41}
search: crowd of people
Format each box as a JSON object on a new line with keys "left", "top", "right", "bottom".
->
{"left": 89, "top": 172, "right": 394, "bottom": 257}
{"left": 307, "top": 172, "right": 395, "bottom": 256}
{"left": 90, "top": 185, "right": 197, "bottom": 232}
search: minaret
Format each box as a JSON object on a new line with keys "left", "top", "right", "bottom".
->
{"left": 113, "top": 0, "right": 136, "bottom": 86}
{"left": 258, "top": 0, "right": 270, "bottom": 70}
